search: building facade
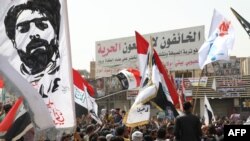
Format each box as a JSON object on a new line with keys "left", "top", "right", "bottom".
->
{"left": 91, "top": 26, "right": 250, "bottom": 118}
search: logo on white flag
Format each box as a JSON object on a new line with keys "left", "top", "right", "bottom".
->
{"left": 207, "top": 21, "right": 231, "bottom": 62}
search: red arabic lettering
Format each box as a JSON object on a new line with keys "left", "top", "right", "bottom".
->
{"left": 219, "top": 21, "right": 230, "bottom": 37}
{"left": 97, "top": 43, "right": 121, "bottom": 57}
{"left": 185, "top": 60, "right": 198, "bottom": 66}
{"left": 47, "top": 99, "right": 65, "bottom": 125}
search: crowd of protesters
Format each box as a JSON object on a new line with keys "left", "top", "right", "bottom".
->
{"left": 1, "top": 101, "right": 249, "bottom": 141}
{"left": 66, "top": 102, "right": 249, "bottom": 141}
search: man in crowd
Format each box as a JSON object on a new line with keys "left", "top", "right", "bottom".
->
{"left": 131, "top": 131, "right": 143, "bottom": 141}
{"left": 174, "top": 101, "right": 202, "bottom": 141}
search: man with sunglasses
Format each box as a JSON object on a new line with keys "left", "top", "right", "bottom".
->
{"left": 4, "top": 0, "right": 61, "bottom": 98}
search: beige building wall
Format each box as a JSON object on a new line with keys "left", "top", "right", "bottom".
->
{"left": 90, "top": 61, "right": 96, "bottom": 79}
{"left": 194, "top": 69, "right": 202, "bottom": 77}
{"left": 241, "top": 57, "right": 250, "bottom": 75}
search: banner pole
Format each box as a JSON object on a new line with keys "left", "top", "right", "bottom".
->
{"left": 192, "top": 68, "right": 205, "bottom": 114}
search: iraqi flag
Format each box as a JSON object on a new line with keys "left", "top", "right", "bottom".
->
{"left": 170, "top": 74, "right": 176, "bottom": 90}
{"left": 0, "top": 97, "right": 33, "bottom": 140}
{"left": 116, "top": 68, "right": 140, "bottom": 90}
{"left": 135, "top": 31, "right": 179, "bottom": 109}
{"left": 73, "top": 69, "right": 95, "bottom": 97}
{"left": 124, "top": 32, "right": 179, "bottom": 127}
{"left": 73, "top": 69, "right": 101, "bottom": 124}
{"left": 139, "top": 47, "right": 179, "bottom": 118}
{"left": 73, "top": 69, "right": 90, "bottom": 117}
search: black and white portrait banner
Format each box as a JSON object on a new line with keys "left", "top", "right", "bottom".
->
{"left": 0, "top": 0, "right": 75, "bottom": 129}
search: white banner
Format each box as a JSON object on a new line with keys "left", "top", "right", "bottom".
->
{"left": 123, "top": 104, "right": 150, "bottom": 127}
{"left": 188, "top": 77, "right": 208, "bottom": 87}
{"left": 0, "top": 0, "right": 75, "bottom": 129}
{"left": 96, "top": 26, "right": 204, "bottom": 77}
{"left": 184, "top": 90, "right": 193, "bottom": 97}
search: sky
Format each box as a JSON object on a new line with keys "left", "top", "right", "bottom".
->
{"left": 67, "top": 0, "right": 250, "bottom": 72}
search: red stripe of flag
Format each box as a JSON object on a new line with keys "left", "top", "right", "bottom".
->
{"left": 135, "top": 31, "right": 149, "bottom": 54}
{"left": 153, "top": 50, "right": 179, "bottom": 105}
{"left": 73, "top": 69, "right": 94, "bottom": 97}
{"left": 0, "top": 97, "right": 23, "bottom": 132}
{"left": 127, "top": 68, "right": 141, "bottom": 87}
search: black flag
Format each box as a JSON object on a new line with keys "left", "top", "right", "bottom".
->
{"left": 231, "top": 7, "right": 250, "bottom": 37}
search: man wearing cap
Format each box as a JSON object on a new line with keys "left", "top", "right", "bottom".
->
{"left": 131, "top": 131, "right": 143, "bottom": 141}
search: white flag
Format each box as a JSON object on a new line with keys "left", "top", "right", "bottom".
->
{"left": 0, "top": 0, "right": 75, "bottom": 129}
{"left": 0, "top": 55, "right": 53, "bottom": 130}
{"left": 204, "top": 95, "right": 215, "bottom": 126}
{"left": 199, "top": 9, "right": 235, "bottom": 69}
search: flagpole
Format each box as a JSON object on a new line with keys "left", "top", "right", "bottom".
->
{"left": 130, "top": 127, "right": 134, "bottom": 141}
{"left": 192, "top": 68, "right": 205, "bottom": 114}
{"left": 149, "top": 36, "right": 161, "bottom": 111}
{"left": 148, "top": 36, "right": 154, "bottom": 85}
{"left": 179, "top": 74, "right": 184, "bottom": 111}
